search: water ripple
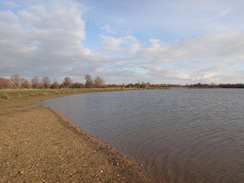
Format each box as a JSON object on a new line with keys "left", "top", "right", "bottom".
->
{"left": 46, "top": 89, "right": 244, "bottom": 183}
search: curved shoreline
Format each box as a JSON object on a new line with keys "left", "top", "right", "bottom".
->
{"left": 0, "top": 89, "right": 155, "bottom": 182}
{"left": 49, "top": 108, "right": 154, "bottom": 182}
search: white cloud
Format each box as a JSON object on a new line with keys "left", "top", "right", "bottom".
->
{"left": 100, "top": 35, "right": 122, "bottom": 51}
{"left": 0, "top": 1, "right": 106, "bottom": 80}
{"left": 100, "top": 35, "right": 140, "bottom": 55}
{"left": 135, "top": 31, "right": 244, "bottom": 64}
{"left": 101, "top": 25, "right": 116, "bottom": 34}
{"left": 113, "top": 31, "right": 244, "bottom": 83}
{"left": 127, "top": 43, "right": 141, "bottom": 54}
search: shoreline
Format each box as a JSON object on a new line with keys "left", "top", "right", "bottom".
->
{"left": 49, "top": 107, "right": 153, "bottom": 179}
{"left": 50, "top": 108, "right": 155, "bottom": 181}
{"left": 0, "top": 89, "right": 155, "bottom": 182}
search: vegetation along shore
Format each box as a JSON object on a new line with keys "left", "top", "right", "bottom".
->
{"left": 0, "top": 88, "right": 154, "bottom": 183}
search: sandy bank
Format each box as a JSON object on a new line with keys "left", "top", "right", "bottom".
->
{"left": 0, "top": 91, "right": 154, "bottom": 182}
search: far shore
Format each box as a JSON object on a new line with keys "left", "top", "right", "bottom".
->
{"left": 0, "top": 88, "right": 155, "bottom": 182}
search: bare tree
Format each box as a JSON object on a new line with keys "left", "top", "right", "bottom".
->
{"left": 31, "top": 77, "right": 40, "bottom": 89}
{"left": 140, "top": 81, "right": 148, "bottom": 88}
{"left": 21, "top": 78, "right": 31, "bottom": 89}
{"left": 42, "top": 77, "right": 51, "bottom": 89}
{"left": 63, "top": 77, "right": 73, "bottom": 88}
{"left": 94, "top": 76, "right": 105, "bottom": 88}
{"left": 85, "top": 74, "right": 93, "bottom": 88}
{"left": 10, "top": 74, "right": 22, "bottom": 89}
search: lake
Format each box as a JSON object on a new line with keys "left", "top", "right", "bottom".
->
{"left": 45, "top": 89, "right": 244, "bottom": 183}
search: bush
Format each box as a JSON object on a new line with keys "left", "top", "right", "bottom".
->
{"left": 0, "top": 77, "right": 15, "bottom": 89}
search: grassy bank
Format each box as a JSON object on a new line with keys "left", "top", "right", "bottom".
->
{"left": 0, "top": 88, "right": 131, "bottom": 100}
{"left": 0, "top": 88, "right": 153, "bottom": 182}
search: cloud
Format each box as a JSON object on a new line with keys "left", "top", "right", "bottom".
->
{"left": 135, "top": 31, "right": 244, "bottom": 64}
{"left": 101, "top": 25, "right": 116, "bottom": 34}
{"left": 99, "top": 35, "right": 140, "bottom": 55}
{"left": 0, "top": 0, "right": 244, "bottom": 84}
{"left": 111, "top": 31, "right": 244, "bottom": 83}
{"left": 92, "top": 0, "right": 244, "bottom": 40}
{"left": 0, "top": 1, "right": 106, "bottom": 80}
{"left": 4, "top": 1, "right": 19, "bottom": 8}
{"left": 100, "top": 35, "right": 122, "bottom": 51}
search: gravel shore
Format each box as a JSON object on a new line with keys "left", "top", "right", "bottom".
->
{"left": 0, "top": 92, "right": 153, "bottom": 182}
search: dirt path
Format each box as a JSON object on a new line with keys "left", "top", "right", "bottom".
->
{"left": 0, "top": 95, "right": 153, "bottom": 182}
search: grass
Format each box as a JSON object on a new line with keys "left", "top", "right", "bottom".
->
{"left": 0, "top": 87, "right": 169, "bottom": 104}
{"left": 0, "top": 88, "right": 139, "bottom": 102}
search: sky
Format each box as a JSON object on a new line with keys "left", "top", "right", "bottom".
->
{"left": 0, "top": 0, "right": 244, "bottom": 84}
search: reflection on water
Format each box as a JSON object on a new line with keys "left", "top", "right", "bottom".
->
{"left": 45, "top": 89, "right": 244, "bottom": 183}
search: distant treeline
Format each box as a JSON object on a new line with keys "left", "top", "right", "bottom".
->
{"left": 0, "top": 74, "right": 105, "bottom": 89}
{"left": 0, "top": 74, "right": 243, "bottom": 89}
{"left": 0, "top": 74, "right": 182, "bottom": 90}
{"left": 187, "top": 83, "right": 244, "bottom": 88}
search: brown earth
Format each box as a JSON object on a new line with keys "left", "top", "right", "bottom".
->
{"left": 0, "top": 91, "right": 154, "bottom": 183}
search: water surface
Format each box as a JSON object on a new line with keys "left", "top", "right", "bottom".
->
{"left": 45, "top": 89, "right": 244, "bottom": 183}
